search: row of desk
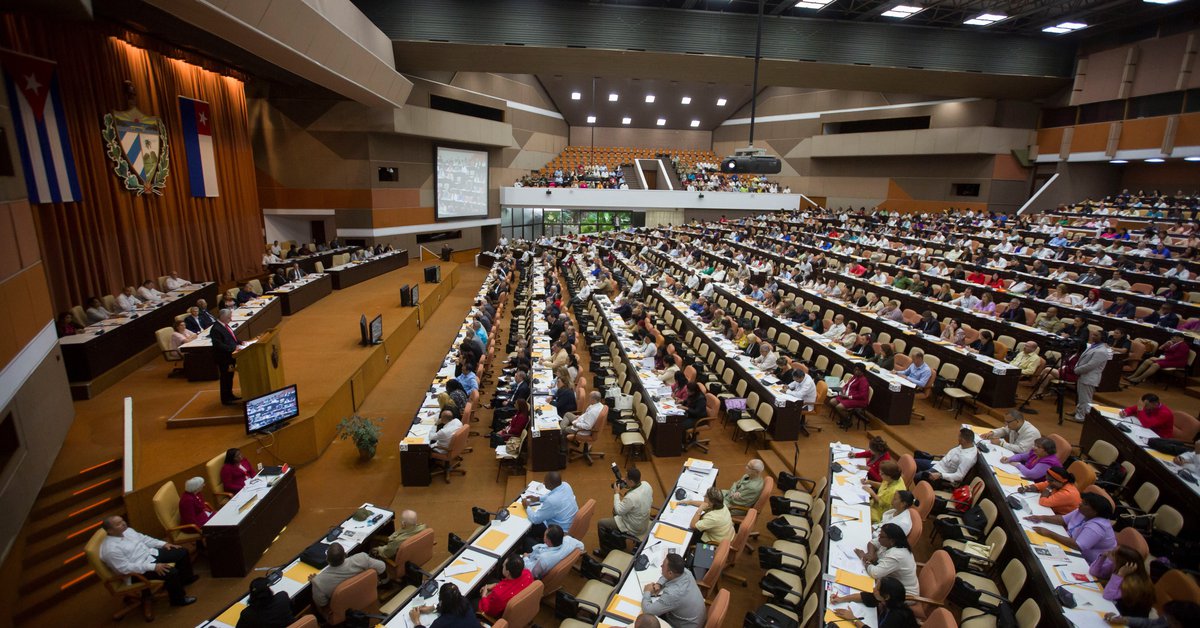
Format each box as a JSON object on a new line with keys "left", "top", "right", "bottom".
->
{"left": 179, "top": 295, "right": 284, "bottom": 382}
{"left": 399, "top": 262, "right": 512, "bottom": 485}
{"left": 1080, "top": 405, "right": 1200, "bottom": 535}
{"left": 326, "top": 250, "right": 409, "bottom": 290}
{"left": 266, "top": 246, "right": 359, "bottom": 276}
{"left": 267, "top": 273, "right": 333, "bottom": 315}
{"left": 59, "top": 282, "right": 219, "bottom": 382}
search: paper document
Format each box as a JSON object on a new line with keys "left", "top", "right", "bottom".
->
{"left": 444, "top": 561, "right": 479, "bottom": 577}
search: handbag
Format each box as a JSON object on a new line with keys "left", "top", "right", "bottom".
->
{"left": 299, "top": 541, "right": 331, "bottom": 568}
{"left": 504, "top": 437, "right": 522, "bottom": 456}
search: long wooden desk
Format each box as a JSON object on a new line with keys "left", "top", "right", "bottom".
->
{"left": 1079, "top": 406, "right": 1200, "bottom": 535}
{"left": 204, "top": 468, "right": 301, "bottom": 578}
{"left": 198, "top": 503, "right": 393, "bottom": 627}
{"left": 381, "top": 482, "right": 543, "bottom": 627}
{"left": 59, "top": 282, "right": 219, "bottom": 382}
{"left": 326, "top": 250, "right": 409, "bottom": 289}
{"left": 969, "top": 424, "right": 1119, "bottom": 628}
{"left": 179, "top": 296, "right": 284, "bottom": 382}
{"left": 266, "top": 246, "right": 359, "bottom": 275}
{"left": 267, "top": 273, "right": 333, "bottom": 315}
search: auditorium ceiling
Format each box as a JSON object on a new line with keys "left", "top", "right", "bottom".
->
{"left": 538, "top": 76, "right": 758, "bottom": 130}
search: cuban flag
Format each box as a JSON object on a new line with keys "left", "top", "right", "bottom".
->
{"left": 0, "top": 49, "right": 81, "bottom": 204}
{"left": 178, "top": 96, "right": 219, "bottom": 197}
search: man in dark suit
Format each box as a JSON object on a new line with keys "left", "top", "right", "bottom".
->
{"left": 185, "top": 299, "right": 217, "bottom": 333}
{"left": 1000, "top": 299, "right": 1025, "bottom": 322}
{"left": 210, "top": 309, "right": 242, "bottom": 406}
{"left": 489, "top": 370, "right": 531, "bottom": 428}
{"left": 287, "top": 263, "right": 305, "bottom": 281}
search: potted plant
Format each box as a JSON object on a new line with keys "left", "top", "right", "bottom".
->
{"left": 335, "top": 414, "right": 383, "bottom": 461}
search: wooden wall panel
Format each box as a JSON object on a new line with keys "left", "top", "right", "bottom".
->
{"left": 1036, "top": 127, "right": 1064, "bottom": 156}
{"left": 1069, "top": 123, "right": 1111, "bottom": 153}
{"left": 1176, "top": 113, "right": 1200, "bottom": 147}
{"left": 1118, "top": 117, "right": 1168, "bottom": 150}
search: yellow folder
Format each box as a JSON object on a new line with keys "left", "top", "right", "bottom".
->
{"left": 1026, "top": 529, "right": 1072, "bottom": 552}
{"left": 283, "top": 561, "right": 321, "bottom": 584}
{"left": 475, "top": 529, "right": 508, "bottom": 551}
{"left": 653, "top": 525, "right": 688, "bottom": 544}
{"left": 1146, "top": 449, "right": 1175, "bottom": 462}
{"left": 507, "top": 501, "right": 528, "bottom": 519}
{"left": 215, "top": 602, "right": 248, "bottom": 626}
{"left": 835, "top": 568, "right": 876, "bottom": 592}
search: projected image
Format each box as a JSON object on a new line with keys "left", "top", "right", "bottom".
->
{"left": 436, "top": 147, "right": 489, "bottom": 219}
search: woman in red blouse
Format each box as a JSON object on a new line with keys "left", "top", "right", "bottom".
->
{"left": 852, "top": 435, "right": 892, "bottom": 482}
{"left": 220, "top": 447, "right": 255, "bottom": 494}
{"left": 479, "top": 555, "right": 535, "bottom": 618}
{"left": 179, "top": 477, "right": 215, "bottom": 527}
{"left": 831, "top": 363, "right": 872, "bottom": 427}
{"left": 1125, "top": 332, "right": 1189, "bottom": 385}
{"left": 492, "top": 399, "right": 530, "bottom": 447}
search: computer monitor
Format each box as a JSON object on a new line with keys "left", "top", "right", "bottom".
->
{"left": 244, "top": 384, "right": 299, "bottom": 434}
{"left": 411, "top": 284, "right": 420, "bottom": 306}
{"left": 359, "top": 314, "right": 368, "bottom": 345}
{"left": 369, "top": 314, "right": 383, "bottom": 344}
{"left": 424, "top": 265, "right": 441, "bottom": 284}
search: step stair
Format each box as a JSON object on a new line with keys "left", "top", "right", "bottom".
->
{"left": 12, "top": 458, "right": 125, "bottom": 625}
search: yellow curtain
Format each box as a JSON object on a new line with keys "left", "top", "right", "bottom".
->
{"left": 1, "top": 14, "right": 263, "bottom": 311}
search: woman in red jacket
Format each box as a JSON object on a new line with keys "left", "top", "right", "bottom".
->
{"left": 1125, "top": 332, "right": 1190, "bottom": 385}
{"left": 220, "top": 447, "right": 255, "bottom": 494}
{"left": 492, "top": 399, "right": 530, "bottom": 447}
{"left": 831, "top": 363, "right": 873, "bottom": 429}
{"left": 179, "top": 477, "right": 215, "bottom": 527}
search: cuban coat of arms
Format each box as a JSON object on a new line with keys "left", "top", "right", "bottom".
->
{"left": 102, "top": 105, "right": 169, "bottom": 195}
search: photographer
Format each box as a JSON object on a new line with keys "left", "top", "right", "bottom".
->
{"left": 598, "top": 466, "right": 653, "bottom": 540}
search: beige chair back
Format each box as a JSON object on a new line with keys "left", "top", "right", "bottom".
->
{"left": 698, "top": 539, "right": 730, "bottom": 599}
{"left": 502, "top": 579, "right": 543, "bottom": 628}
{"left": 704, "top": 588, "right": 730, "bottom": 628}
{"left": 568, "top": 499, "right": 596, "bottom": 541}
{"left": 538, "top": 548, "right": 580, "bottom": 598}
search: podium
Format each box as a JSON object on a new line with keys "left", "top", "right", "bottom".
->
{"left": 236, "top": 328, "right": 286, "bottom": 399}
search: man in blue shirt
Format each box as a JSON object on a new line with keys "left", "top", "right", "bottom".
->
{"left": 523, "top": 472, "right": 579, "bottom": 547}
{"left": 523, "top": 524, "right": 584, "bottom": 578}
{"left": 473, "top": 320, "right": 488, "bottom": 346}
{"left": 455, "top": 369, "right": 479, "bottom": 396}
{"left": 897, "top": 351, "right": 933, "bottom": 388}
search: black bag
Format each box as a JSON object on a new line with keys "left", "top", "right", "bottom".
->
{"left": 299, "top": 541, "right": 331, "bottom": 568}
{"left": 1147, "top": 437, "right": 1190, "bottom": 456}
{"left": 1095, "top": 462, "right": 1127, "bottom": 488}
{"left": 935, "top": 505, "right": 987, "bottom": 541}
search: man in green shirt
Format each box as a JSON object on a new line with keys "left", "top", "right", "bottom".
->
{"left": 722, "top": 459, "right": 765, "bottom": 516}
{"left": 371, "top": 509, "right": 426, "bottom": 560}
{"left": 892, "top": 270, "right": 913, "bottom": 291}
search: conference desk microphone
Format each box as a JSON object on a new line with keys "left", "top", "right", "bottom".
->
{"left": 254, "top": 562, "right": 289, "bottom": 585}
{"left": 826, "top": 517, "right": 855, "bottom": 542}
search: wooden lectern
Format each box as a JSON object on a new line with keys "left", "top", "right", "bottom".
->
{"left": 236, "top": 328, "right": 286, "bottom": 399}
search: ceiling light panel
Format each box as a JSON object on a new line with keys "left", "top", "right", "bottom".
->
{"left": 570, "top": 92, "right": 581, "bottom": 100}
{"left": 681, "top": 96, "right": 692, "bottom": 104}
{"left": 794, "top": 0, "right": 835, "bottom": 9}
{"left": 656, "top": 118, "right": 666, "bottom": 126}
{"left": 716, "top": 98, "right": 727, "bottom": 106}
{"left": 1043, "top": 21, "right": 1087, "bottom": 33}
{"left": 586, "top": 115, "right": 596, "bottom": 124}
{"left": 882, "top": 5, "right": 923, "bottom": 18}
{"left": 645, "top": 95, "right": 655, "bottom": 103}
{"left": 621, "top": 117, "right": 632, "bottom": 125}
{"left": 964, "top": 13, "right": 1007, "bottom": 25}
{"left": 608, "top": 93, "right": 618, "bottom": 102}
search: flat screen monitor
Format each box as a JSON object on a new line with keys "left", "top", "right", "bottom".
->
{"left": 370, "top": 314, "right": 383, "bottom": 344}
{"left": 411, "top": 284, "right": 419, "bottom": 306}
{"left": 435, "top": 146, "right": 488, "bottom": 219}
{"left": 359, "top": 314, "right": 368, "bottom": 345}
{"left": 245, "top": 384, "right": 299, "bottom": 434}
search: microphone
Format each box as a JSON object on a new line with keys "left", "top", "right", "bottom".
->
{"left": 827, "top": 517, "right": 856, "bottom": 542}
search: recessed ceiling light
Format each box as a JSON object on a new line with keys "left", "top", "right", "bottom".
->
{"left": 690, "top": 120, "right": 701, "bottom": 128}
{"left": 645, "top": 95, "right": 656, "bottom": 103}
{"left": 657, "top": 118, "right": 666, "bottom": 126}
{"left": 1185, "top": 156, "right": 1200, "bottom": 162}
{"left": 1145, "top": 158, "right": 1165, "bottom": 163}
{"left": 1109, "top": 159, "right": 1129, "bottom": 164}
{"left": 608, "top": 93, "right": 618, "bottom": 102}
{"left": 716, "top": 98, "right": 727, "bottom": 106}
{"left": 621, "top": 117, "right": 632, "bottom": 125}
{"left": 794, "top": 0, "right": 835, "bottom": 9}
{"left": 586, "top": 115, "right": 596, "bottom": 124}
{"left": 681, "top": 96, "right": 692, "bottom": 105}
{"left": 882, "top": 5, "right": 923, "bottom": 18}
{"left": 570, "top": 92, "right": 581, "bottom": 100}
{"left": 1144, "top": 0, "right": 1182, "bottom": 4}
{"left": 964, "top": 13, "right": 1007, "bottom": 25}
{"left": 1043, "top": 21, "right": 1087, "bottom": 33}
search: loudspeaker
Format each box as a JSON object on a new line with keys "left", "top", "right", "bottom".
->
{"left": 424, "top": 265, "right": 441, "bottom": 284}
{"left": 400, "top": 284, "right": 414, "bottom": 307}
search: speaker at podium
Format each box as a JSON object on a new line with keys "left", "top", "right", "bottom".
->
{"left": 235, "top": 328, "right": 286, "bottom": 400}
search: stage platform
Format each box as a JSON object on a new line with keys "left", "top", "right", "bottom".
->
{"left": 53, "top": 261, "right": 461, "bottom": 539}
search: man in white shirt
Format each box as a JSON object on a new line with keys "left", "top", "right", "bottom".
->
{"left": 950, "top": 287, "right": 981, "bottom": 310}
{"left": 914, "top": 427, "right": 978, "bottom": 486}
{"left": 787, "top": 369, "right": 817, "bottom": 411}
{"left": 821, "top": 314, "right": 847, "bottom": 340}
{"left": 163, "top": 272, "right": 190, "bottom": 291}
{"left": 99, "top": 516, "right": 196, "bottom": 606}
{"left": 116, "top": 286, "right": 143, "bottom": 312}
{"left": 137, "top": 280, "right": 165, "bottom": 302}
{"left": 981, "top": 410, "right": 1041, "bottom": 454}
{"left": 431, "top": 410, "right": 463, "bottom": 455}
{"left": 752, "top": 343, "right": 778, "bottom": 370}
{"left": 563, "top": 391, "right": 604, "bottom": 438}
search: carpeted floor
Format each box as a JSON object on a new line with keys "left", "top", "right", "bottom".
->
{"left": 24, "top": 259, "right": 1199, "bottom": 628}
